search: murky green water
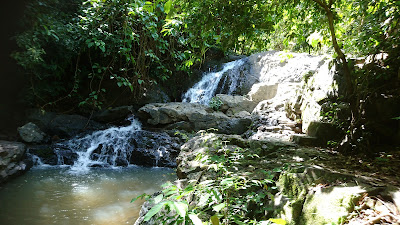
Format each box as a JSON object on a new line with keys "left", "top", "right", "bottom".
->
{"left": 0, "top": 166, "right": 175, "bottom": 225}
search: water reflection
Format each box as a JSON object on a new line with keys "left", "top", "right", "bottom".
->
{"left": 0, "top": 166, "right": 175, "bottom": 225}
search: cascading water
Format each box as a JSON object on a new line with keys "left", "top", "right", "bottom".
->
{"left": 57, "top": 116, "right": 142, "bottom": 173}
{"left": 182, "top": 59, "right": 246, "bottom": 104}
{"left": 1, "top": 116, "right": 178, "bottom": 225}
{"left": 182, "top": 51, "right": 333, "bottom": 141}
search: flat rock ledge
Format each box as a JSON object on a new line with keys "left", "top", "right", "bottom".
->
{"left": 137, "top": 101, "right": 253, "bottom": 135}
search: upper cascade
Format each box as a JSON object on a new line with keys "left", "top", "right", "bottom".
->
{"left": 182, "top": 51, "right": 329, "bottom": 105}
{"left": 182, "top": 59, "right": 246, "bottom": 104}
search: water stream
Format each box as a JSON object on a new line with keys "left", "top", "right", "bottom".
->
{"left": 0, "top": 116, "right": 177, "bottom": 224}
{"left": 0, "top": 166, "right": 174, "bottom": 225}
{"left": 182, "top": 59, "right": 245, "bottom": 104}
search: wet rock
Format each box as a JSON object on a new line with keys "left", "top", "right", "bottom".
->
{"left": 17, "top": 122, "right": 46, "bottom": 143}
{"left": 129, "top": 130, "right": 182, "bottom": 167}
{"left": 0, "top": 141, "right": 31, "bottom": 184}
{"left": 55, "top": 149, "right": 78, "bottom": 165}
{"left": 28, "top": 145, "right": 58, "bottom": 165}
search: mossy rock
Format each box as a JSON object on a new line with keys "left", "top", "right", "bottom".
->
{"left": 299, "top": 185, "right": 366, "bottom": 224}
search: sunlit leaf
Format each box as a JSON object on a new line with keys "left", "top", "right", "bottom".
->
{"left": 172, "top": 202, "right": 188, "bottom": 218}
{"left": 144, "top": 202, "right": 166, "bottom": 221}
{"left": 188, "top": 213, "right": 203, "bottom": 225}
{"left": 212, "top": 203, "right": 225, "bottom": 212}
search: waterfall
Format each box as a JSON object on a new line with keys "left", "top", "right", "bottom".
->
{"left": 182, "top": 59, "right": 245, "bottom": 104}
{"left": 56, "top": 116, "right": 142, "bottom": 173}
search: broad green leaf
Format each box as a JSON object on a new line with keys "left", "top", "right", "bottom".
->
{"left": 210, "top": 215, "right": 220, "bottom": 225}
{"left": 188, "top": 213, "right": 203, "bottom": 225}
{"left": 144, "top": 202, "right": 166, "bottom": 222}
{"left": 172, "top": 202, "right": 188, "bottom": 218}
{"left": 153, "top": 194, "right": 163, "bottom": 204}
{"left": 131, "top": 193, "right": 148, "bottom": 203}
{"left": 212, "top": 203, "right": 225, "bottom": 212}
{"left": 198, "top": 193, "right": 211, "bottom": 206}
{"left": 164, "top": 0, "right": 172, "bottom": 14}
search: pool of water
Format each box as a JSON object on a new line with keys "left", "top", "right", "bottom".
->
{"left": 0, "top": 166, "right": 175, "bottom": 225}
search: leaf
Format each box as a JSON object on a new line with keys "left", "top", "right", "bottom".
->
{"left": 144, "top": 202, "right": 166, "bottom": 222}
{"left": 131, "top": 193, "right": 148, "bottom": 203}
{"left": 164, "top": 0, "right": 172, "bottom": 14}
{"left": 198, "top": 193, "right": 210, "bottom": 207}
{"left": 268, "top": 218, "right": 287, "bottom": 225}
{"left": 210, "top": 215, "right": 220, "bottom": 225}
{"left": 138, "top": 79, "right": 144, "bottom": 85}
{"left": 172, "top": 202, "right": 188, "bottom": 218}
{"left": 212, "top": 203, "right": 225, "bottom": 212}
{"left": 153, "top": 194, "right": 163, "bottom": 204}
{"left": 188, "top": 213, "right": 203, "bottom": 225}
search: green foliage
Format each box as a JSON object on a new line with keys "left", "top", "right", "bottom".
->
{"left": 134, "top": 137, "right": 286, "bottom": 224}
{"left": 209, "top": 96, "right": 223, "bottom": 111}
{"left": 13, "top": 0, "right": 196, "bottom": 109}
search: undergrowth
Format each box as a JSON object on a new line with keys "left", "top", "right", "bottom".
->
{"left": 133, "top": 135, "right": 287, "bottom": 225}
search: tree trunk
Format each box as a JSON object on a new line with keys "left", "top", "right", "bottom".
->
{"left": 312, "top": 0, "right": 359, "bottom": 152}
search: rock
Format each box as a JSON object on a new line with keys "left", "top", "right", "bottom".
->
{"left": 137, "top": 102, "right": 252, "bottom": 135}
{"left": 306, "top": 121, "right": 341, "bottom": 144}
{"left": 138, "top": 85, "right": 171, "bottom": 105}
{"left": 26, "top": 109, "right": 107, "bottom": 138}
{"left": 290, "top": 134, "right": 319, "bottom": 146}
{"left": 129, "top": 130, "right": 182, "bottom": 167}
{"left": 247, "top": 83, "right": 278, "bottom": 103}
{"left": 0, "top": 141, "right": 31, "bottom": 184}
{"left": 28, "top": 145, "right": 58, "bottom": 165}
{"left": 216, "top": 94, "right": 258, "bottom": 115}
{"left": 55, "top": 149, "right": 78, "bottom": 165}
{"left": 92, "top": 106, "right": 134, "bottom": 124}
{"left": 276, "top": 166, "right": 376, "bottom": 225}
{"left": 17, "top": 122, "right": 46, "bottom": 143}
{"left": 300, "top": 185, "right": 366, "bottom": 224}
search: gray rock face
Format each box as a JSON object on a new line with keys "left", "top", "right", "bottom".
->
{"left": 216, "top": 94, "right": 258, "bottom": 115}
{"left": 137, "top": 102, "right": 252, "bottom": 135}
{"left": 247, "top": 83, "right": 279, "bottom": 103}
{"left": 17, "top": 122, "right": 46, "bottom": 143}
{"left": 0, "top": 141, "right": 31, "bottom": 184}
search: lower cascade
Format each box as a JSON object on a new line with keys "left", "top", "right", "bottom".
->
{"left": 28, "top": 116, "right": 181, "bottom": 171}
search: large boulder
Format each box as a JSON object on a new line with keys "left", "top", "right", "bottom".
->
{"left": 216, "top": 94, "right": 258, "bottom": 115}
{"left": 0, "top": 141, "right": 32, "bottom": 184}
{"left": 247, "top": 83, "right": 278, "bottom": 103}
{"left": 129, "top": 130, "right": 182, "bottom": 167}
{"left": 17, "top": 122, "right": 46, "bottom": 143}
{"left": 137, "top": 102, "right": 252, "bottom": 135}
{"left": 26, "top": 109, "right": 106, "bottom": 138}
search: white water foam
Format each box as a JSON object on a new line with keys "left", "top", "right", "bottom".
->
{"left": 63, "top": 117, "right": 142, "bottom": 174}
{"left": 182, "top": 59, "right": 245, "bottom": 104}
